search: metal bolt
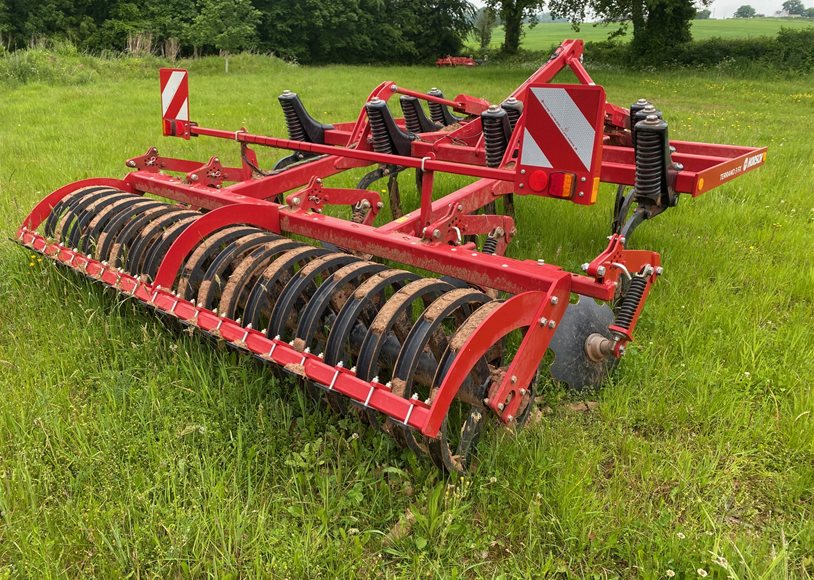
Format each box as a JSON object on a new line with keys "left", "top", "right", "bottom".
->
{"left": 618, "top": 346, "right": 626, "bottom": 356}
{"left": 520, "top": 169, "right": 527, "bottom": 175}
{"left": 537, "top": 259, "right": 545, "bottom": 265}
{"left": 376, "top": 201, "right": 384, "bottom": 209}
{"left": 539, "top": 317, "right": 548, "bottom": 326}
{"left": 488, "top": 104, "right": 501, "bottom": 112}
{"left": 127, "top": 160, "right": 136, "bottom": 167}
{"left": 578, "top": 191, "right": 584, "bottom": 197}
{"left": 214, "top": 157, "right": 219, "bottom": 163}
{"left": 518, "top": 183, "right": 524, "bottom": 189}
{"left": 581, "top": 263, "right": 590, "bottom": 272}
{"left": 550, "top": 296, "right": 559, "bottom": 305}
{"left": 511, "top": 375, "right": 517, "bottom": 384}
{"left": 548, "top": 320, "right": 556, "bottom": 329}
{"left": 674, "top": 162, "right": 684, "bottom": 171}
{"left": 497, "top": 403, "right": 505, "bottom": 411}
{"left": 655, "top": 266, "right": 664, "bottom": 275}
{"left": 291, "top": 196, "right": 301, "bottom": 206}
{"left": 507, "top": 415, "right": 514, "bottom": 422}
{"left": 432, "top": 229, "right": 441, "bottom": 239}
{"left": 457, "top": 204, "right": 463, "bottom": 211}
{"left": 190, "top": 173, "right": 199, "bottom": 181}
{"left": 580, "top": 176, "right": 586, "bottom": 182}
{"left": 597, "top": 266, "right": 606, "bottom": 277}
{"left": 519, "top": 388, "right": 527, "bottom": 395}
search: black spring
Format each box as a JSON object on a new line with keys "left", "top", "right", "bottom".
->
{"left": 482, "top": 107, "right": 509, "bottom": 168}
{"left": 400, "top": 96, "right": 422, "bottom": 134}
{"left": 614, "top": 275, "right": 647, "bottom": 330}
{"left": 366, "top": 103, "right": 394, "bottom": 154}
{"left": 482, "top": 236, "right": 498, "bottom": 255}
{"left": 501, "top": 98, "right": 523, "bottom": 133}
{"left": 280, "top": 96, "right": 307, "bottom": 142}
{"left": 427, "top": 89, "right": 447, "bottom": 126}
{"left": 634, "top": 128, "right": 663, "bottom": 201}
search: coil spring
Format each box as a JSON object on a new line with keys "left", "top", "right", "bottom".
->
{"left": 427, "top": 102, "right": 444, "bottom": 126}
{"left": 401, "top": 99, "right": 422, "bottom": 134}
{"left": 280, "top": 98, "right": 307, "bottom": 142}
{"left": 367, "top": 106, "right": 394, "bottom": 154}
{"left": 351, "top": 204, "right": 367, "bottom": 224}
{"left": 504, "top": 107, "right": 521, "bottom": 132}
{"left": 481, "top": 236, "right": 498, "bottom": 255}
{"left": 483, "top": 115, "right": 508, "bottom": 168}
{"left": 634, "top": 129, "right": 663, "bottom": 201}
{"left": 614, "top": 275, "right": 647, "bottom": 330}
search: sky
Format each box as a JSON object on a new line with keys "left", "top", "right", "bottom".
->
{"left": 706, "top": 0, "right": 787, "bottom": 17}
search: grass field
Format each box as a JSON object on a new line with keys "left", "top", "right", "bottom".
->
{"left": 1, "top": 55, "right": 813, "bottom": 577}
{"left": 476, "top": 18, "right": 814, "bottom": 51}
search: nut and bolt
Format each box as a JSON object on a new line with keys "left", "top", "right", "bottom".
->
{"left": 432, "top": 229, "right": 441, "bottom": 239}
{"left": 190, "top": 173, "right": 199, "bottom": 181}
{"left": 548, "top": 320, "right": 556, "bottom": 329}
{"left": 597, "top": 266, "right": 606, "bottom": 277}
{"left": 291, "top": 196, "right": 301, "bottom": 206}
{"left": 510, "top": 375, "right": 517, "bottom": 384}
{"left": 550, "top": 296, "right": 559, "bottom": 305}
{"left": 127, "top": 160, "right": 136, "bottom": 167}
{"left": 655, "top": 266, "right": 664, "bottom": 275}
{"left": 376, "top": 201, "right": 384, "bottom": 209}
{"left": 497, "top": 402, "right": 505, "bottom": 411}
{"left": 506, "top": 415, "right": 514, "bottom": 422}
{"left": 539, "top": 317, "right": 548, "bottom": 326}
{"left": 537, "top": 259, "right": 545, "bottom": 265}
{"left": 581, "top": 263, "right": 590, "bottom": 272}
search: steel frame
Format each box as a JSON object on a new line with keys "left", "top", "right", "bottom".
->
{"left": 17, "top": 39, "right": 766, "bottom": 439}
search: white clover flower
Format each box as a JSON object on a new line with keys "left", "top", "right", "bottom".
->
{"left": 697, "top": 568, "right": 708, "bottom": 577}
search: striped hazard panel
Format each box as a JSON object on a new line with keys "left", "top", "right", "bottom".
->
{"left": 516, "top": 84, "right": 605, "bottom": 205}
{"left": 159, "top": 68, "right": 189, "bottom": 136}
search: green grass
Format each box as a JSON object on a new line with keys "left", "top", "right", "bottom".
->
{"left": 1, "top": 56, "right": 813, "bottom": 577}
{"left": 476, "top": 18, "right": 814, "bottom": 51}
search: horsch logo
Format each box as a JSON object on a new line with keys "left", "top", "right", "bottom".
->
{"left": 742, "top": 152, "right": 763, "bottom": 171}
{"left": 719, "top": 152, "right": 764, "bottom": 181}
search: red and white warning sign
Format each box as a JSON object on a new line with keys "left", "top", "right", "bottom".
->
{"left": 516, "top": 84, "right": 605, "bottom": 204}
{"left": 159, "top": 68, "right": 189, "bottom": 135}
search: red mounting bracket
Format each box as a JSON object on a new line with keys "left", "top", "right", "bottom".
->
{"left": 422, "top": 203, "right": 515, "bottom": 251}
{"left": 285, "top": 177, "right": 382, "bottom": 225}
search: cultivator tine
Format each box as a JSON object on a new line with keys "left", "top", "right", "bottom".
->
{"left": 15, "top": 39, "right": 767, "bottom": 472}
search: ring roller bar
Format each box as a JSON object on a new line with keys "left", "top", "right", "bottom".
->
{"left": 19, "top": 186, "right": 560, "bottom": 472}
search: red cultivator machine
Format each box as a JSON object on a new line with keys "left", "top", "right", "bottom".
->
{"left": 16, "top": 40, "right": 766, "bottom": 472}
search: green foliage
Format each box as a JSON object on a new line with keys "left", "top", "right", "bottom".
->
{"left": 549, "top": 0, "right": 709, "bottom": 62}
{"left": 193, "top": 0, "right": 261, "bottom": 54}
{"left": 474, "top": 8, "right": 498, "bottom": 51}
{"left": 695, "top": 8, "right": 711, "bottom": 19}
{"left": 486, "top": 0, "right": 546, "bottom": 54}
{"left": 782, "top": 0, "right": 806, "bottom": 15}
{"left": 0, "top": 0, "right": 473, "bottom": 64}
{"left": 735, "top": 4, "right": 757, "bottom": 18}
{"left": 580, "top": 26, "right": 814, "bottom": 72}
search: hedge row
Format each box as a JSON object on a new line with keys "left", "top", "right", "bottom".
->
{"left": 584, "top": 27, "right": 814, "bottom": 71}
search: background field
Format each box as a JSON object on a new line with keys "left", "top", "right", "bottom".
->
{"left": 475, "top": 17, "right": 814, "bottom": 51}
{"left": 0, "top": 55, "right": 813, "bottom": 577}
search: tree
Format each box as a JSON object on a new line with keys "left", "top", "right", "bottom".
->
{"left": 486, "top": 0, "right": 546, "bottom": 55}
{"left": 695, "top": 8, "right": 711, "bottom": 18}
{"left": 550, "top": 0, "right": 705, "bottom": 61}
{"left": 805, "top": 6, "right": 814, "bottom": 17}
{"left": 734, "top": 4, "right": 756, "bottom": 17}
{"left": 782, "top": 0, "right": 805, "bottom": 14}
{"left": 473, "top": 7, "right": 498, "bottom": 50}
{"left": 193, "top": 0, "right": 260, "bottom": 71}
